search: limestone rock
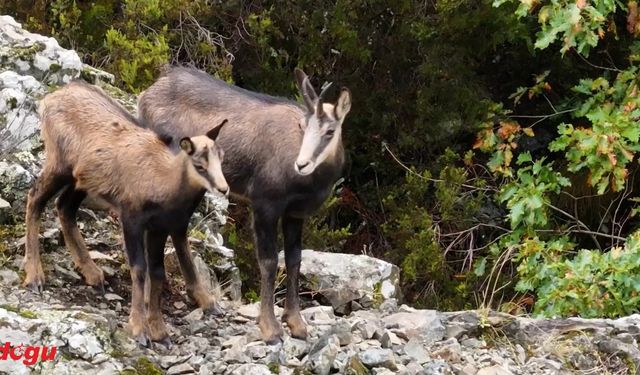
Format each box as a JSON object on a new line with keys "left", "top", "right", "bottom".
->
{"left": 280, "top": 249, "right": 400, "bottom": 312}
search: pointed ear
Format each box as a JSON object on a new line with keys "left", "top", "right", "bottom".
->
{"left": 294, "top": 68, "right": 317, "bottom": 113}
{"left": 334, "top": 88, "right": 352, "bottom": 121}
{"left": 207, "top": 119, "right": 228, "bottom": 140}
{"left": 179, "top": 137, "right": 195, "bottom": 155}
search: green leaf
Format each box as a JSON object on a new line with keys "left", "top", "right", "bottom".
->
{"left": 510, "top": 200, "right": 526, "bottom": 228}
{"left": 517, "top": 152, "right": 532, "bottom": 165}
{"left": 473, "top": 257, "right": 487, "bottom": 277}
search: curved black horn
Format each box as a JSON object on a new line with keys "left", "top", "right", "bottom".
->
{"left": 316, "top": 82, "right": 333, "bottom": 117}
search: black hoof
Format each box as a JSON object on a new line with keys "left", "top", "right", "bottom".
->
{"left": 25, "top": 281, "right": 44, "bottom": 294}
{"left": 203, "top": 303, "right": 225, "bottom": 317}
{"left": 135, "top": 333, "right": 151, "bottom": 348}
{"left": 264, "top": 335, "right": 284, "bottom": 346}
{"left": 94, "top": 282, "right": 106, "bottom": 296}
{"left": 156, "top": 336, "right": 172, "bottom": 349}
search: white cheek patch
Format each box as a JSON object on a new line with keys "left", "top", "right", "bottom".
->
{"left": 207, "top": 151, "right": 228, "bottom": 191}
{"left": 298, "top": 125, "right": 322, "bottom": 162}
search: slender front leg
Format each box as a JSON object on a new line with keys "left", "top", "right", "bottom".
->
{"left": 121, "top": 215, "right": 150, "bottom": 347}
{"left": 23, "top": 168, "right": 66, "bottom": 292}
{"left": 253, "top": 205, "right": 283, "bottom": 344}
{"left": 281, "top": 216, "right": 307, "bottom": 339}
{"left": 172, "top": 230, "right": 221, "bottom": 315}
{"left": 145, "top": 230, "right": 170, "bottom": 344}
{"left": 56, "top": 186, "right": 104, "bottom": 289}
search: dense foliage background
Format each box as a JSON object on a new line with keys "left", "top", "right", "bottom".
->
{"left": 5, "top": 0, "right": 640, "bottom": 317}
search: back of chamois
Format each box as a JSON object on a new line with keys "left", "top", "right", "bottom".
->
{"left": 138, "top": 66, "right": 352, "bottom": 344}
{"left": 24, "top": 81, "right": 229, "bottom": 346}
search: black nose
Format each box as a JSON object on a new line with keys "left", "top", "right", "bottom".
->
{"left": 218, "top": 187, "right": 229, "bottom": 196}
{"left": 296, "top": 161, "right": 310, "bottom": 169}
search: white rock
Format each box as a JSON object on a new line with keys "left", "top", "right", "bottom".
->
{"left": 477, "top": 365, "right": 514, "bottom": 375}
{"left": 358, "top": 348, "right": 398, "bottom": 370}
{"left": 228, "top": 363, "right": 273, "bottom": 375}
{"left": 305, "top": 334, "right": 340, "bottom": 375}
{"left": 0, "top": 268, "right": 19, "bottom": 285}
{"left": 279, "top": 249, "right": 400, "bottom": 310}
{"left": 383, "top": 309, "right": 445, "bottom": 344}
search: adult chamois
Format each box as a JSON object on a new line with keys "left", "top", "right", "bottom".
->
{"left": 138, "top": 67, "right": 352, "bottom": 344}
{"left": 24, "top": 81, "right": 229, "bottom": 346}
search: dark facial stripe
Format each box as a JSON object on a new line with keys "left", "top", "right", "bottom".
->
{"left": 313, "top": 135, "right": 332, "bottom": 159}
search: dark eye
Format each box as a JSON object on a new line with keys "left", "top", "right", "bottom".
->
{"left": 326, "top": 129, "right": 335, "bottom": 136}
{"left": 195, "top": 165, "right": 206, "bottom": 173}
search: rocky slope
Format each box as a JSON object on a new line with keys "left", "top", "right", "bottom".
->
{"left": 0, "top": 14, "right": 639, "bottom": 375}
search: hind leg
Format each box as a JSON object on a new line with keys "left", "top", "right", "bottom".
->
{"left": 23, "top": 166, "right": 68, "bottom": 292}
{"left": 55, "top": 186, "right": 104, "bottom": 289}
{"left": 172, "top": 230, "right": 222, "bottom": 315}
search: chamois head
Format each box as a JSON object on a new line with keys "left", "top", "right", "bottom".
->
{"left": 179, "top": 119, "right": 229, "bottom": 195}
{"left": 293, "top": 68, "right": 351, "bottom": 176}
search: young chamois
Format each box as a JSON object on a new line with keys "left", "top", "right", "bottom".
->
{"left": 138, "top": 67, "right": 352, "bottom": 344}
{"left": 24, "top": 81, "right": 229, "bottom": 346}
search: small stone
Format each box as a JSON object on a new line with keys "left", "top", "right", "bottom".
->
{"left": 188, "top": 355, "right": 205, "bottom": 368}
{"left": 184, "top": 308, "right": 204, "bottom": 323}
{"left": 358, "top": 348, "right": 398, "bottom": 370}
{"left": 174, "top": 301, "right": 186, "bottom": 310}
{"left": 353, "top": 320, "right": 379, "bottom": 340}
{"left": 301, "top": 305, "right": 335, "bottom": 324}
{"left": 0, "top": 269, "right": 20, "bottom": 286}
{"left": 54, "top": 264, "right": 81, "bottom": 280}
{"left": 237, "top": 302, "right": 261, "bottom": 319}
{"left": 88, "top": 251, "right": 115, "bottom": 261}
{"left": 305, "top": 334, "right": 340, "bottom": 375}
{"left": 227, "top": 363, "right": 273, "bottom": 375}
{"left": 422, "top": 359, "right": 452, "bottom": 374}
{"left": 459, "top": 363, "right": 478, "bottom": 375}
{"left": 403, "top": 361, "right": 423, "bottom": 374}
{"left": 371, "top": 368, "right": 395, "bottom": 375}
{"left": 100, "top": 265, "right": 116, "bottom": 277}
{"left": 167, "top": 362, "right": 195, "bottom": 375}
{"left": 476, "top": 365, "right": 513, "bottom": 375}
{"left": 379, "top": 331, "right": 392, "bottom": 348}
{"left": 525, "top": 357, "right": 562, "bottom": 371}
{"left": 245, "top": 341, "right": 269, "bottom": 359}
{"left": 431, "top": 338, "right": 461, "bottom": 363}
{"left": 222, "top": 335, "right": 247, "bottom": 349}
{"left": 282, "top": 337, "right": 309, "bottom": 359}
{"left": 331, "top": 318, "right": 353, "bottom": 346}
{"left": 188, "top": 320, "right": 209, "bottom": 335}
{"left": 42, "top": 227, "right": 59, "bottom": 240}
{"left": 378, "top": 298, "right": 398, "bottom": 315}
{"left": 0, "top": 198, "right": 11, "bottom": 223}
{"left": 461, "top": 337, "right": 484, "bottom": 349}
{"left": 383, "top": 310, "right": 445, "bottom": 344}
{"left": 222, "top": 346, "right": 250, "bottom": 364}
{"left": 345, "top": 355, "right": 369, "bottom": 375}
{"left": 103, "top": 293, "right": 123, "bottom": 301}
{"left": 67, "top": 332, "right": 104, "bottom": 360}
{"left": 159, "top": 355, "right": 192, "bottom": 369}
{"left": 404, "top": 338, "right": 430, "bottom": 364}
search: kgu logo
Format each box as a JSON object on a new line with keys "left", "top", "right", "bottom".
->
{"left": 0, "top": 342, "right": 57, "bottom": 365}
